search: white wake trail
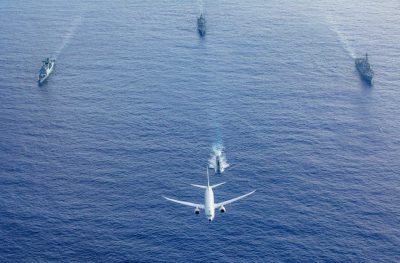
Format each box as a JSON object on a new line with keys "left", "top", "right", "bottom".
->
{"left": 54, "top": 16, "right": 82, "bottom": 59}
{"left": 198, "top": 0, "right": 204, "bottom": 14}
{"left": 325, "top": 13, "right": 355, "bottom": 58}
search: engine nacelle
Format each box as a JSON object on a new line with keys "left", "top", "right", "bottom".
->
{"left": 194, "top": 207, "right": 200, "bottom": 215}
{"left": 219, "top": 205, "right": 226, "bottom": 213}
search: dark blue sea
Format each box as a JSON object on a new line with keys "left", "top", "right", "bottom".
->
{"left": 1, "top": 0, "right": 399, "bottom": 262}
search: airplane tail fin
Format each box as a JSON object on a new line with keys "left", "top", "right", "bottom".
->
{"left": 207, "top": 167, "right": 210, "bottom": 187}
{"left": 192, "top": 168, "right": 225, "bottom": 189}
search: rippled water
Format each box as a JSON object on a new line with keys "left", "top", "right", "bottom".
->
{"left": 1, "top": 0, "right": 399, "bottom": 262}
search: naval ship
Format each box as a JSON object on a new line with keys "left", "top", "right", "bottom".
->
{"left": 355, "top": 53, "right": 374, "bottom": 84}
{"left": 38, "top": 58, "right": 55, "bottom": 85}
{"left": 197, "top": 14, "right": 206, "bottom": 37}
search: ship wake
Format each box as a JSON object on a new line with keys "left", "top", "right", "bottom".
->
{"left": 325, "top": 14, "right": 355, "bottom": 59}
{"left": 54, "top": 16, "right": 82, "bottom": 59}
{"left": 198, "top": 0, "right": 204, "bottom": 15}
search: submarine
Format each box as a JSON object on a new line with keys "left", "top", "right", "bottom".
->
{"left": 215, "top": 154, "right": 222, "bottom": 174}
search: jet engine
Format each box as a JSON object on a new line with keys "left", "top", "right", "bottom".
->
{"left": 194, "top": 207, "right": 200, "bottom": 215}
{"left": 219, "top": 205, "right": 226, "bottom": 213}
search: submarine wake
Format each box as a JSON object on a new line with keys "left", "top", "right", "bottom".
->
{"left": 208, "top": 143, "right": 230, "bottom": 174}
{"left": 54, "top": 16, "right": 82, "bottom": 59}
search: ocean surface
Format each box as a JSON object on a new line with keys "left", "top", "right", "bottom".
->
{"left": 1, "top": 0, "right": 399, "bottom": 262}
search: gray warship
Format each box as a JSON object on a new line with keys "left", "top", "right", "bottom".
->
{"left": 197, "top": 14, "right": 206, "bottom": 37}
{"left": 38, "top": 58, "right": 55, "bottom": 85}
{"left": 355, "top": 53, "right": 374, "bottom": 84}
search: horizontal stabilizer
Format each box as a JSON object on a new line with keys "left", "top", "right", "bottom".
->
{"left": 211, "top": 182, "right": 226, "bottom": 189}
{"left": 191, "top": 184, "right": 207, "bottom": 189}
{"left": 191, "top": 182, "right": 226, "bottom": 189}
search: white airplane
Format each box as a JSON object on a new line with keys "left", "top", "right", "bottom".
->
{"left": 163, "top": 168, "right": 255, "bottom": 222}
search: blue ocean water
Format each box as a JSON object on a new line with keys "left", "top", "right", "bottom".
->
{"left": 1, "top": 0, "right": 399, "bottom": 262}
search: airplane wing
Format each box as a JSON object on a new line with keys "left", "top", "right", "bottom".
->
{"left": 163, "top": 196, "right": 205, "bottom": 209}
{"left": 214, "top": 190, "right": 256, "bottom": 208}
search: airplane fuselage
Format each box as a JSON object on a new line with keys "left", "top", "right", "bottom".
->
{"left": 205, "top": 186, "right": 215, "bottom": 221}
